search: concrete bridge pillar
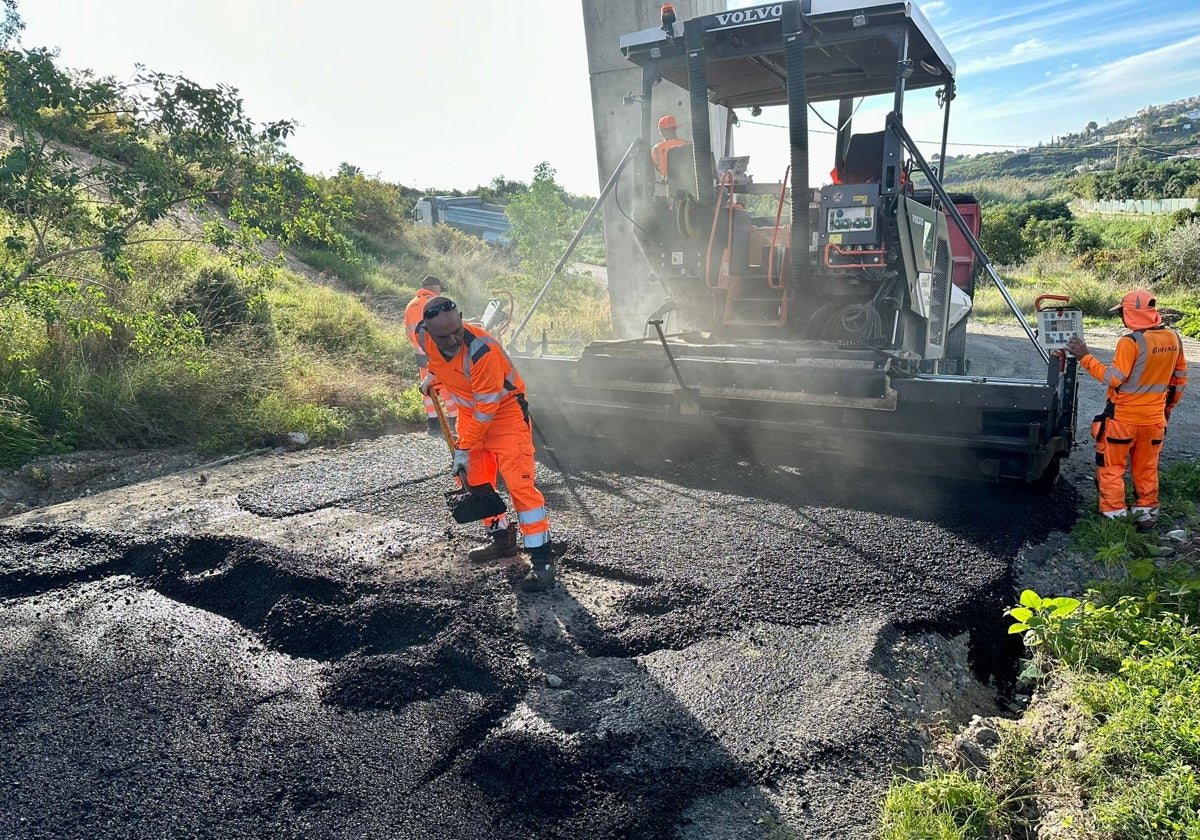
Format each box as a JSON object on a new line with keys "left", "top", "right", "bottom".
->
{"left": 581, "top": 0, "right": 726, "bottom": 337}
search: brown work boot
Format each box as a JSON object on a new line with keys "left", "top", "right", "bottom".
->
{"left": 519, "top": 545, "right": 556, "bottom": 592}
{"left": 1133, "top": 509, "right": 1158, "bottom": 533}
{"left": 467, "top": 523, "right": 518, "bottom": 563}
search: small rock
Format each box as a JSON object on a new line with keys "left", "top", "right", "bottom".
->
{"left": 545, "top": 673, "right": 563, "bottom": 689}
{"left": 1164, "top": 529, "right": 1188, "bottom": 543}
{"left": 974, "top": 726, "right": 1000, "bottom": 746}
{"left": 287, "top": 431, "right": 310, "bottom": 446}
{"left": 951, "top": 738, "right": 989, "bottom": 775}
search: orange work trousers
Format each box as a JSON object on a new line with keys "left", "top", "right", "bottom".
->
{"left": 1093, "top": 416, "right": 1166, "bottom": 516}
{"left": 465, "top": 402, "right": 549, "bottom": 548}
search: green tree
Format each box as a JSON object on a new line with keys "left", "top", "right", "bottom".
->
{"left": 0, "top": 46, "right": 348, "bottom": 337}
{"left": 318, "top": 164, "right": 405, "bottom": 238}
{"left": 0, "top": 0, "right": 21, "bottom": 48}
{"left": 475, "top": 175, "right": 529, "bottom": 206}
{"left": 506, "top": 162, "right": 586, "bottom": 286}
{"left": 979, "top": 209, "right": 1028, "bottom": 265}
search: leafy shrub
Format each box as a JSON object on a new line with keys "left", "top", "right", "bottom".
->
{"left": 173, "top": 265, "right": 265, "bottom": 338}
{"left": 317, "top": 165, "right": 408, "bottom": 238}
{"left": 1153, "top": 220, "right": 1200, "bottom": 289}
{"left": 1170, "top": 208, "right": 1200, "bottom": 228}
{"left": 1023, "top": 217, "right": 1076, "bottom": 254}
{"left": 980, "top": 209, "right": 1029, "bottom": 265}
{"left": 1072, "top": 248, "right": 1155, "bottom": 285}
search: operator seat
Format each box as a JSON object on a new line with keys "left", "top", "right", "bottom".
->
{"left": 664, "top": 142, "right": 699, "bottom": 200}
{"left": 838, "top": 130, "right": 885, "bottom": 183}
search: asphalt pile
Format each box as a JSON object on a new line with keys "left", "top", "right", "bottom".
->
{"left": 0, "top": 433, "right": 1080, "bottom": 839}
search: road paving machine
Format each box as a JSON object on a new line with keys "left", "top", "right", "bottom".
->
{"left": 512, "top": 0, "right": 1078, "bottom": 483}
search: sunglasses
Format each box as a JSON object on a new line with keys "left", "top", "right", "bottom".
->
{"left": 424, "top": 300, "right": 458, "bottom": 320}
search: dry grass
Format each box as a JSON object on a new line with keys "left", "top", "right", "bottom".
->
{"left": 973, "top": 256, "right": 1127, "bottom": 322}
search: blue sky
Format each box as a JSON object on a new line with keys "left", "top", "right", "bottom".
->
{"left": 17, "top": 1, "right": 1200, "bottom": 197}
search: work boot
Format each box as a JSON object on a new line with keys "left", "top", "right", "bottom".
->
{"left": 426, "top": 417, "right": 442, "bottom": 438}
{"left": 519, "top": 545, "right": 556, "bottom": 592}
{"left": 1133, "top": 507, "right": 1158, "bottom": 533}
{"left": 468, "top": 523, "right": 519, "bottom": 563}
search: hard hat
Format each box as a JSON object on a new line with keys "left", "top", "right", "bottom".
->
{"left": 1110, "top": 288, "right": 1161, "bottom": 329}
{"left": 658, "top": 115, "right": 678, "bottom": 132}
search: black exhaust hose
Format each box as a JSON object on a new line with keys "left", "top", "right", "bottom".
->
{"left": 684, "top": 18, "right": 715, "bottom": 209}
{"left": 783, "top": 7, "right": 810, "bottom": 308}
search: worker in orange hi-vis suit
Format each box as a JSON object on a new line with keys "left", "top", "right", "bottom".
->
{"left": 650, "top": 114, "right": 689, "bottom": 180}
{"left": 415, "top": 296, "right": 555, "bottom": 592}
{"left": 1067, "top": 288, "right": 1187, "bottom": 531}
{"left": 404, "top": 275, "right": 458, "bottom": 437}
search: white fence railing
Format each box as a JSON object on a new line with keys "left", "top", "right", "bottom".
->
{"left": 1073, "top": 198, "right": 1199, "bottom": 214}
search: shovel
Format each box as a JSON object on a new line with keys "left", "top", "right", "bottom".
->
{"left": 431, "top": 392, "right": 507, "bottom": 524}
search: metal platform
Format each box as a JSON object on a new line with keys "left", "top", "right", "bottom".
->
{"left": 517, "top": 338, "right": 1078, "bottom": 483}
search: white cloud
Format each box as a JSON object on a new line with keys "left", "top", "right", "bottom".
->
{"left": 956, "top": 8, "right": 1200, "bottom": 76}
{"left": 952, "top": 33, "right": 1200, "bottom": 148}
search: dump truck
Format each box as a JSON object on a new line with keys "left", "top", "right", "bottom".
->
{"left": 411, "top": 195, "right": 511, "bottom": 245}
{"left": 512, "top": 0, "right": 1078, "bottom": 483}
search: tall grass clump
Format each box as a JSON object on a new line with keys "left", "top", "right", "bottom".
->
{"left": 0, "top": 395, "right": 49, "bottom": 467}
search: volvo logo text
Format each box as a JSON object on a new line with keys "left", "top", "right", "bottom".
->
{"left": 710, "top": 4, "right": 783, "bottom": 29}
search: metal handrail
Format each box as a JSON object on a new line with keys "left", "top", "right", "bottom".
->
{"left": 886, "top": 113, "right": 1050, "bottom": 365}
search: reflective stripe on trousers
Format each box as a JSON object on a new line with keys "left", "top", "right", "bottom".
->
{"left": 465, "top": 402, "right": 548, "bottom": 546}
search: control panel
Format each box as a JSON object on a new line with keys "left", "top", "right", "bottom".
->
{"left": 1036, "top": 306, "right": 1083, "bottom": 351}
{"left": 819, "top": 183, "right": 881, "bottom": 247}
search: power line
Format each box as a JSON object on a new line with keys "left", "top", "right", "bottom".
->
{"left": 736, "top": 118, "right": 1200, "bottom": 154}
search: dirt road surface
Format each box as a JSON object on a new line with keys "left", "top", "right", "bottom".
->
{"left": 2, "top": 321, "right": 1196, "bottom": 839}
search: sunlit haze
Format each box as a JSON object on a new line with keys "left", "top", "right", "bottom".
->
{"left": 19, "top": 0, "right": 1200, "bottom": 197}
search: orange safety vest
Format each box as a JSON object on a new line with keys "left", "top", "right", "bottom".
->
{"left": 416, "top": 323, "right": 529, "bottom": 451}
{"left": 651, "top": 138, "right": 689, "bottom": 179}
{"left": 1080, "top": 326, "right": 1188, "bottom": 424}
{"left": 404, "top": 288, "right": 439, "bottom": 367}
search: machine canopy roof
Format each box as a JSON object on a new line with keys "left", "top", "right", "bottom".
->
{"left": 621, "top": 0, "right": 955, "bottom": 108}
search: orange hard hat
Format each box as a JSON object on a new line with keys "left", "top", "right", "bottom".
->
{"left": 658, "top": 115, "right": 678, "bottom": 131}
{"left": 1110, "top": 288, "right": 1161, "bottom": 330}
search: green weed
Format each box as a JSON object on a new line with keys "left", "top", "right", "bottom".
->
{"left": 1007, "top": 589, "right": 1083, "bottom": 656}
{"left": 879, "top": 769, "right": 1000, "bottom": 840}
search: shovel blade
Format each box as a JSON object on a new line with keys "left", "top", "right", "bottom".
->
{"left": 445, "top": 484, "right": 507, "bottom": 524}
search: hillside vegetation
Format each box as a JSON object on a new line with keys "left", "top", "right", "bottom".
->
{"left": 917, "top": 100, "right": 1200, "bottom": 331}
{"left": 0, "top": 10, "right": 606, "bottom": 468}
{"left": 941, "top": 96, "right": 1200, "bottom": 194}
